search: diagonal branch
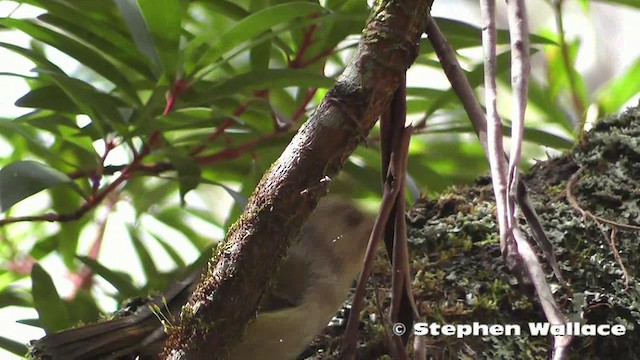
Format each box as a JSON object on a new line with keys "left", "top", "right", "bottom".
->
{"left": 162, "top": 1, "right": 433, "bottom": 358}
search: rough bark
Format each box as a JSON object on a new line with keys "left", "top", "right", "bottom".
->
{"left": 302, "top": 106, "right": 640, "bottom": 359}
{"left": 163, "top": 1, "right": 434, "bottom": 358}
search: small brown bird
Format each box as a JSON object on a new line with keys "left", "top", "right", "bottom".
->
{"left": 30, "top": 198, "right": 374, "bottom": 359}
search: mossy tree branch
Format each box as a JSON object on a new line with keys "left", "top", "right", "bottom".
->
{"left": 162, "top": 0, "right": 434, "bottom": 358}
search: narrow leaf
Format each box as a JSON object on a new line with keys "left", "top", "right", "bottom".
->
{"left": 0, "top": 18, "right": 140, "bottom": 103}
{"left": 114, "top": 0, "right": 163, "bottom": 71}
{"left": 192, "top": 2, "right": 326, "bottom": 74}
{"left": 76, "top": 256, "right": 140, "bottom": 298}
{"left": 137, "top": 0, "right": 185, "bottom": 75}
{"left": 31, "top": 264, "right": 70, "bottom": 333}
{"left": 37, "top": 13, "right": 155, "bottom": 80}
{"left": 166, "top": 150, "right": 202, "bottom": 205}
{"left": 0, "top": 160, "right": 82, "bottom": 212}
{"left": 598, "top": 58, "right": 640, "bottom": 113}
{"left": 196, "top": 69, "right": 333, "bottom": 103}
{"left": 127, "top": 227, "right": 160, "bottom": 286}
{"left": 0, "top": 335, "right": 28, "bottom": 357}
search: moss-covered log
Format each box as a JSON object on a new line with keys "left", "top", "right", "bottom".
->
{"left": 305, "top": 107, "right": 640, "bottom": 359}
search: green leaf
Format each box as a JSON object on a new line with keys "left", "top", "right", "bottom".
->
{"left": 194, "top": 69, "right": 334, "bottom": 104}
{"left": 15, "top": 85, "right": 78, "bottom": 113}
{"left": 527, "top": 82, "right": 574, "bottom": 133}
{"left": 593, "top": 0, "right": 640, "bottom": 9}
{"left": 22, "top": 0, "right": 122, "bottom": 23}
{"left": 249, "top": 0, "right": 272, "bottom": 71}
{"left": 0, "top": 335, "right": 28, "bottom": 357}
{"left": 153, "top": 207, "right": 212, "bottom": 250}
{"left": 137, "top": 0, "right": 185, "bottom": 76}
{"left": 0, "top": 287, "right": 31, "bottom": 308}
{"left": 149, "top": 233, "right": 186, "bottom": 268}
{"left": 420, "top": 17, "right": 555, "bottom": 54}
{"left": 201, "top": 0, "right": 249, "bottom": 19}
{"left": 200, "top": 177, "right": 248, "bottom": 212}
{"left": 0, "top": 42, "right": 64, "bottom": 74}
{"left": 37, "top": 13, "right": 156, "bottom": 80}
{"left": 545, "top": 38, "right": 587, "bottom": 112}
{"left": 49, "top": 187, "right": 89, "bottom": 267}
{"left": 0, "top": 160, "right": 82, "bottom": 212}
{"left": 127, "top": 227, "right": 161, "bottom": 286}
{"left": 128, "top": 83, "right": 168, "bottom": 131}
{"left": 198, "top": 0, "right": 294, "bottom": 58}
{"left": 31, "top": 264, "right": 71, "bottom": 333}
{"left": 16, "top": 85, "right": 128, "bottom": 114}
{"left": 134, "top": 110, "right": 229, "bottom": 136}
{"left": 166, "top": 150, "right": 202, "bottom": 205}
{"left": 15, "top": 318, "right": 40, "bottom": 328}
{"left": 76, "top": 256, "right": 140, "bottom": 298}
{"left": 191, "top": 2, "right": 326, "bottom": 75}
{"left": 577, "top": 0, "right": 589, "bottom": 11}
{"left": 114, "top": 0, "right": 163, "bottom": 71}
{"left": 37, "top": 72, "right": 128, "bottom": 136}
{"left": 64, "top": 290, "right": 101, "bottom": 325}
{"left": 0, "top": 119, "right": 89, "bottom": 171}
{"left": 598, "top": 58, "right": 640, "bottom": 113}
{"left": 300, "top": 2, "right": 369, "bottom": 68}
{"left": 0, "top": 18, "right": 140, "bottom": 104}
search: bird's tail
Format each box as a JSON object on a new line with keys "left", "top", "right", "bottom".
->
{"left": 29, "top": 312, "right": 163, "bottom": 360}
{"left": 29, "top": 271, "right": 200, "bottom": 360}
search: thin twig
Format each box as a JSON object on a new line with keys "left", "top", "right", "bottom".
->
{"left": 480, "top": 2, "right": 571, "bottom": 357}
{"left": 609, "top": 228, "right": 630, "bottom": 290}
{"left": 373, "top": 286, "right": 399, "bottom": 359}
{"left": 341, "top": 128, "right": 412, "bottom": 359}
{"left": 505, "top": 0, "right": 531, "bottom": 232}
{"left": 566, "top": 166, "right": 640, "bottom": 232}
{"left": 479, "top": 0, "right": 511, "bottom": 256}
{"left": 425, "top": 13, "right": 565, "bottom": 284}
{"left": 566, "top": 166, "right": 634, "bottom": 290}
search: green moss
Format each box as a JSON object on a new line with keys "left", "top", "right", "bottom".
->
{"left": 304, "top": 107, "right": 640, "bottom": 359}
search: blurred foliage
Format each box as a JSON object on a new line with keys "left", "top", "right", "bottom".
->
{"left": 0, "top": 0, "right": 637, "bottom": 357}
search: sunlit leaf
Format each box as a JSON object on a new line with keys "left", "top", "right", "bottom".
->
{"left": 0, "top": 42, "right": 64, "bottom": 74}
{"left": 420, "top": 17, "right": 555, "bottom": 54}
{"left": 0, "top": 335, "right": 28, "bottom": 357}
{"left": 0, "top": 18, "right": 140, "bottom": 103}
{"left": 127, "top": 226, "right": 161, "bottom": 287}
{"left": 36, "top": 72, "right": 128, "bottom": 136}
{"left": 545, "top": 38, "right": 587, "bottom": 115}
{"left": 598, "top": 58, "right": 640, "bottom": 113}
{"left": 150, "top": 233, "right": 187, "bottom": 268}
{"left": 0, "top": 160, "right": 83, "bottom": 212}
{"left": 64, "top": 290, "right": 101, "bottom": 325}
{"left": 153, "top": 207, "right": 213, "bottom": 250}
{"left": 31, "top": 264, "right": 70, "bottom": 333}
{"left": 137, "top": 0, "right": 186, "bottom": 76}
{"left": 76, "top": 256, "right": 140, "bottom": 298}
{"left": 37, "top": 13, "right": 155, "bottom": 80}
{"left": 193, "top": 69, "right": 334, "bottom": 104}
{"left": 114, "top": 0, "right": 163, "bottom": 71}
{"left": 0, "top": 287, "right": 31, "bottom": 308}
{"left": 594, "top": 0, "right": 640, "bottom": 9}
{"left": 166, "top": 150, "right": 202, "bottom": 204}
{"left": 190, "top": 2, "right": 326, "bottom": 75}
